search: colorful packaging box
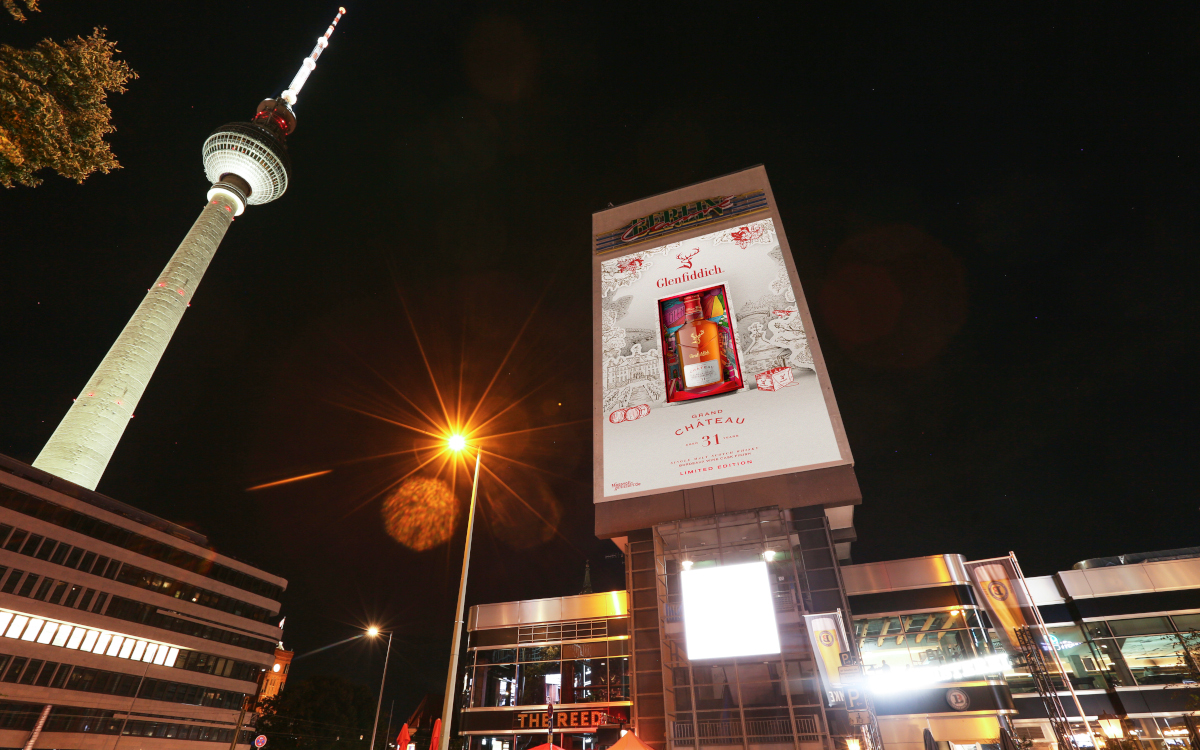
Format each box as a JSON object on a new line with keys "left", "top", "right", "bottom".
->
{"left": 657, "top": 284, "right": 744, "bottom": 403}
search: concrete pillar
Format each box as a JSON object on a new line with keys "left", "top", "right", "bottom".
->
{"left": 34, "top": 194, "right": 239, "bottom": 490}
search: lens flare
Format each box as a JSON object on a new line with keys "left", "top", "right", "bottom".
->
{"left": 380, "top": 476, "right": 460, "bottom": 551}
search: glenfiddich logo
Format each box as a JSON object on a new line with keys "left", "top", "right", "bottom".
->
{"left": 676, "top": 248, "right": 699, "bottom": 269}
{"left": 621, "top": 196, "right": 734, "bottom": 244}
{"left": 657, "top": 264, "right": 723, "bottom": 289}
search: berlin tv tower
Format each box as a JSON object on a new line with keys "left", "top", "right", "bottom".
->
{"left": 34, "top": 9, "right": 347, "bottom": 490}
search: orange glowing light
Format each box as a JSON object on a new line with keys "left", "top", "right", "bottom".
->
{"left": 381, "top": 476, "right": 459, "bottom": 551}
{"left": 246, "top": 470, "right": 332, "bottom": 491}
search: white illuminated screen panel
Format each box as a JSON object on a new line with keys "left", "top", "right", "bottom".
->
{"left": 681, "top": 561, "right": 781, "bottom": 660}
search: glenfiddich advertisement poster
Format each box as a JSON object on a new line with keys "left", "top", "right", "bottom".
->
{"left": 593, "top": 166, "right": 854, "bottom": 508}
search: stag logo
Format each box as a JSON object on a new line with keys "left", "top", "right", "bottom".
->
{"left": 677, "top": 248, "right": 699, "bottom": 269}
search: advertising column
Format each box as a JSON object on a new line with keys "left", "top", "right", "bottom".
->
{"left": 592, "top": 166, "right": 860, "bottom": 536}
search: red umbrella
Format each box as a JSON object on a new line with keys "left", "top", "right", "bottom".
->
{"left": 396, "top": 724, "right": 411, "bottom": 750}
{"left": 429, "top": 719, "right": 441, "bottom": 750}
{"left": 524, "top": 744, "right": 568, "bottom": 750}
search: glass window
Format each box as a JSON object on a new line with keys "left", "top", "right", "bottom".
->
{"left": 1083, "top": 621, "right": 1112, "bottom": 639}
{"left": 738, "top": 661, "right": 782, "bottom": 684}
{"left": 3, "top": 530, "right": 26, "bottom": 551}
{"left": 609, "top": 656, "right": 629, "bottom": 701}
{"left": 1109, "top": 617, "right": 1172, "bottom": 636}
{"left": 475, "top": 649, "right": 516, "bottom": 665}
{"left": 2, "top": 657, "right": 27, "bottom": 682}
{"left": 740, "top": 679, "right": 787, "bottom": 707}
{"left": 562, "top": 642, "right": 606, "bottom": 659}
{"left": 64, "top": 547, "right": 83, "bottom": 568}
{"left": 19, "top": 534, "right": 42, "bottom": 555}
{"left": 518, "top": 646, "right": 560, "bottom": 663}
{"left": 34, "top": 540, "right": 56, "bottom": 560}
{"left": 18, "top": 574, "right": 39, "bottom": 597}
{"left": 1114, "top": 634, "right": 1193, "bottom": 685}
{"left": 1171, "top": 614, "right": 1200, "bottom": 632}
{"left": 692, "top": 664, "right": 738, "bottom": 710}
{"left": 470, "top": 663, "right": 517, "bottom": 707}
{"left": 562, "top": 658, "right": 607, "bottom": 703}
{"left": 517, "top": 660, "right": 561, "bottom": 705}
{"left": 1042, "top": 626, "right": 1113, "bottom": 690}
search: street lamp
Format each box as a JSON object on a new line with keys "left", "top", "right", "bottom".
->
{"left": 368, "top": 626, "right": 393, "bottom": 750}
{"left": 439, "top": 435, "right": 483, "bottom": 750}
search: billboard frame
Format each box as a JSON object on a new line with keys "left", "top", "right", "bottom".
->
{"left": 592, "top": 165, "right": 860, "bottom": 537}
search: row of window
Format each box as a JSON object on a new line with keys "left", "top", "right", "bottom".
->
{"left": 0, "top": 578, "right": 265, "bottom": 676}
{"left": 0, "top": 522, "right": 276, "bottom": 622}
{"left": 469, "top": 657, "right": 630, "bottom": 707}
{"left": 0, "top": 652, "right": 247, "bottom": 709}
{"left": 1006, "top": 619, "right": 1200, "bottom": 692}
{"left": 474, "top": 640, "right": 630, "bottom": 666}
{"left": 2, "top": 564, "right": 111, "bottom": 616}
{"left": 853, "top": 609, "right": 1200, "bottom": 693}
{"left": 0, "top": 560, "right": 275, "bottom": 654}
{"left": 106, "top": 596, "right": 277, "bottom": 654}
{"left": 670, "top": 660, "right": 826, "bottom": 712}
{"left": 0, "top": 486, "right": 283, "bottom": 599}
{"left": 0, "top": 700, "right": 253, "bottom": 744}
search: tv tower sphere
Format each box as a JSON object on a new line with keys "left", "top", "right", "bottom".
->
{"left": 33, "top": 8, "right": 346, "bottom": 490}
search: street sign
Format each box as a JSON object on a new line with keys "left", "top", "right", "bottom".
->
{"left": 254, "top": 736, "right": 267, "bottom": 748}
{"left": 849, "top": 711, "right": 872, "bottom": 727}
{"left": 838, "top": 664, "right": 864, "bottom": 683}
{"left": 839, "top": 651, "right": 853, "bottom": 666}
{"left": 845, "top": 688, "right": 868, "bottom": 711}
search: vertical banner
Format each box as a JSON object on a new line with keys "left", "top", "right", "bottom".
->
{"left": 804, "top": 612, "right": 849, "bottom": 702}
{"left": 963, "top": 556, "right": 1038, "bottom": 654}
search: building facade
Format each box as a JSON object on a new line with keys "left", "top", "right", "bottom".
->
{"left": 460, "top": 591, "right": 632, "bottom": 750}
{"left": 259, "top": 646, "right": 294, "bottom": 706}
{"left": 841, "top": 551, "right": 1200, "bottom": 750}
{"left": 0, "top": 455, "right": 286, "bottom": 750}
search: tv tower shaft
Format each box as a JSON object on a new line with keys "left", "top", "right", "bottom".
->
{"left": 33, "top": 196, "right": 238, "bottom": 489}
{"left": 33, "top": 8, "right": 345, "bottom": 491}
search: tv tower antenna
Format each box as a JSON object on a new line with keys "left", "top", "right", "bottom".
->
{"left": 33, "top": 8, "right": 348, "bottom": 491}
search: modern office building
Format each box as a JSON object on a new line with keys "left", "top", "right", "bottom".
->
{"left": 0, "top": 454, "right": 286, "bottom": 750}
{"left": 460, "top": 590, "right": 632, "bottom": 750}
{"left": 841, "top": 550, "right": 1200, "bottom": 750}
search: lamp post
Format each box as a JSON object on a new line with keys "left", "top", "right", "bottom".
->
{"left": 368, "top": 627, "right": 394, "bottom": 750}
{"left": 439, "top": 436, "right": 483, "bottom": 750}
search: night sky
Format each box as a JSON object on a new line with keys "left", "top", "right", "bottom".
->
{"left": 2, "top": 1, "right": 1197, "bottom": 721}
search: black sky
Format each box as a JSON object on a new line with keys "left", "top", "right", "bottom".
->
{"left": 2, "top": 0, "right": 1198, "bottom": 721}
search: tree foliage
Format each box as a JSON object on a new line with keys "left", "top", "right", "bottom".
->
{"left": 257, "top": 675, "right": 377, "bottom": 750}
{"left": 0, "top": 26, "right": 135, "bottom": 187}
{"left": 3, "top": 0, "right": 39, "bottom": 23}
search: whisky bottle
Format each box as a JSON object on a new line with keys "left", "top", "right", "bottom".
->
{"left": 675, "top": 294, "right": 725, "bottom": 389}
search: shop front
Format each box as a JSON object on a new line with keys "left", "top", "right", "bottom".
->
{"left": 461, "top": 591, "right": 633, "bottom": 750}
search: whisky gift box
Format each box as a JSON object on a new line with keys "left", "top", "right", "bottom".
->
{"left": 657, "top": 283, "right": 745, "bottom": 403}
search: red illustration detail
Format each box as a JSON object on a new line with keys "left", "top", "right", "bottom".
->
{"left": 729, "top": 224, "right": 765, "bottom": 249}
{"left": 609, "top": 405, "right": 650, "bottom": 424}
{"left": 772, "top": 309, "right": 794, "bottom": 318}
{"left": 755, "top": 366, "right": 795, "bottom": 392}
{"left": 676, "top": 248, "right": 700, "bottom": 269}
{"left": 617, "top": 257, "right": 644, "bottom": 274}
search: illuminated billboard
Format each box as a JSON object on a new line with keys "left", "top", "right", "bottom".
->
{"left": 592, "top": 167, "right": 856, "bottom": 527}
{"left": 680, "top": 561, "right": 781, "bottom": 660}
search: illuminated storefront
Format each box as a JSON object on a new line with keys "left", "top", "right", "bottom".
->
{"left": 460, "top": 591, "right": 632, "bottom": 750}
{"left": 841, "top": 550, "right": 1200, "bottom": 750}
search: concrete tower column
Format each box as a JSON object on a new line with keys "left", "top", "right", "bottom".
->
{"left": 33, "top": 193, "right": 239, "bottom": 489}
